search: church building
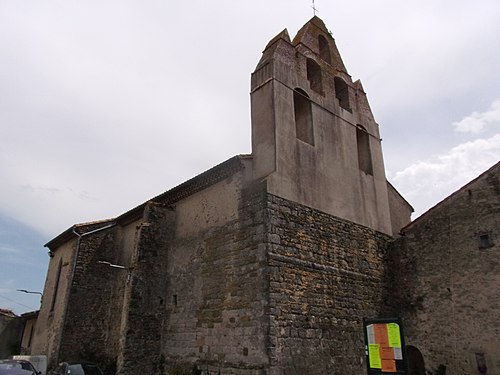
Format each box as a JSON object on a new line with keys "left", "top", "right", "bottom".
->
{"left": 28, "top": 16, "right": 499, "bottom": 375}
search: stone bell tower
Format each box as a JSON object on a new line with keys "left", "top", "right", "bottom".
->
{"left": 250, "top": 16, "right": 393, "bottom": 235}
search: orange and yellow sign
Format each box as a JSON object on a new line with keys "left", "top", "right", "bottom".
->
{"left": 366, "top": 323, "right": 402, "bottom": 373}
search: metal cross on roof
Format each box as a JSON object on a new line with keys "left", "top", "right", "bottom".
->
{"left": 312, "top": 0, "right": 318, "bottom": 16}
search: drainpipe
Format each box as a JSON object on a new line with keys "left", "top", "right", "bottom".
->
{"left": 70, "top": 223, "right": 116, "bottom": 276}
{"left": 56, "top": 222, "right": 116, "bottom": 363}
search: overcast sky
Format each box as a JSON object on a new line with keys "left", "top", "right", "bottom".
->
{"left": 1, "top": 1, "right": 499, "bottom": 314}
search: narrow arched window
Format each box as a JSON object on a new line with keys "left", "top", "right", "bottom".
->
{"left": 50, "top": 259, "right": 63, "bottom": 311}
{"left": 306, "top": 58, "right": 322, "bottom": 94}
{"left": 334, "top": 77, "right": 350, "bottom": 111}
{"left": 318, "top": 35, "right": 331, "bottom": 64}
{"left": 294, "top": 88, "right": 314, "bottom": 146}
{"left": 356, "top": 125, "right": 373, "bottom": 175}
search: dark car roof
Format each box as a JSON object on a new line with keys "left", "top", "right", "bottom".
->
{"left": 57, "top": 362, "right": 103, "bottom": 375}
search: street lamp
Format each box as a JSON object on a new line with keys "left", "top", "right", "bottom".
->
{"left": 16, "top": 289, "right": 43, "bottom": 303}
{"left": 98, "top": 261, "right": 132, "bottom": 282}
{"left": 97, "top": 261, "right": 128, "bottom": 269}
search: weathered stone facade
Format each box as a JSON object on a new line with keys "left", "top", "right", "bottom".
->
{"left": 117, "top": 203, "right": 175, "bottom": 375}
{"left": 266, "top": 194, "right": 391, "bottom": 374}
{"left": 389, "top": 162, "right": 500, "bottom": 375}
{"left": 36, "top": 221, "right": 129, "bottom": 372}
{"left": 0, "top": 309, "right": 22, "bottom": 358}
{"left": 19, "top": 310, "right": 38, "bottom": 355}
{"left": 160, "top": 181, "right": 269, "bottom": 374}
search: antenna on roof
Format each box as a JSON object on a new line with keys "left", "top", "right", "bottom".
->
{"left": 312, "top": 0, "right": 318, "bottom": 16}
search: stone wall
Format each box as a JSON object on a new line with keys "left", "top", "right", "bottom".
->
{"left": 59, "top": 224, "right": 125, "bottom": 373}
{"left": 20, "top": 312, "right": 38, "bottom": 354}
{"left": 388, "top": 163, "right": 500, "bottom": 375}
{"left": 34, "top": 219, "right": 143, "bottom": 372}
{"left": 32, "top": 238, "right": 75, "bottom": 368}
{"left": 0, "top": 312, "right": 22, "bottom": 358}
{"left": 266, "top": 193, "right": 392, "bottom": 375}
{"left": 35, "top": 169, "right": 405, "bottom": 375}
{"left": 161, "top": 180, "right": 270, "bottom": 375}
{"left": 117, "top": 203, "right": 175, "bottom": 375}
{"left": 153, "top": 180, "right": 393, "bottom": 375}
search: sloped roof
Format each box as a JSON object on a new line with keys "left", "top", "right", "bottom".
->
{"left": 0, "top": 308, "right": 17, "bottom": 318}
{"left": 402, "top": 161, "right": 500, "bottom": 232}
{"left": 45, "top": 155, "right": 250, "bottom": 250}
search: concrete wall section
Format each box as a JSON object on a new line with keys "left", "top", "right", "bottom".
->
{"left": 250, "top": 18, "right": 393, "bottom": 235}
{"left": 251, "top": 63, "right": 276, "bottom": 180}
{"left": 386, "top": 182, "right": 413, "bottom": 235}
{"left": 175, "top": 172, "right": 241, "bottom": 238}
{"left": 264, "top": 80, "right": 392, "bottom": 234}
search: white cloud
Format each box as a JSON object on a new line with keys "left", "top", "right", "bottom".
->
{"left": 392, "top": 134, "right": 500, "bottom": 217}
{"left": 453, "top": 99, "right": 500, "bottom": 134}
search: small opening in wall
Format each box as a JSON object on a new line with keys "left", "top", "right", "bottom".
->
{"left": 479, "top": 234, "right": 493, "bottom": 249}
{"left": 51, "top": 259, "right": 63, "bottom": 312}
{"left": 306, "top": 58, "right": 323, "bottom": 94}
{"left": 436, "top": 365, "right": 446, "bottom": 375}
{"left": 293, "top": 88, "right": 314, "bottom": 146}
{"left": 334, "top": 76, "right": 350, "bottom": 111}
{"left": 243, "top": 348, "right": 249, "bottom": 356}
{"left": 475, "top": 353, "right": 487, "bottom": 374}
{"left": 27, "top": 325, "right": 34, "bottom": 348}
{"left": 356, "top": 125, "right": 373, "bottom": 175}
{"left": 318, "top": 35, "right": 331, "bottom": 64}
{"left": 173, "top": 294, "right": 178, "bottom": 306}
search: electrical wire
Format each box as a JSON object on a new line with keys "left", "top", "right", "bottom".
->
{"left": 0, "top": 293, "right": 37, "bottom": 311}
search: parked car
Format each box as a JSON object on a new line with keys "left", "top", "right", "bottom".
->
{"left": 0, "top": 359, "right": 40, "bottom": 375}
{"left": 11, "top": 356, "right": 46, "bottom": 375}
{"left": 48, "top": 363, "right": 103, "bottom": 375}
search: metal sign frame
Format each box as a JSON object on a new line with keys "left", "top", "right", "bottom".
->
{"left": 363, "top": 317, "right": 408, "bottom": 375}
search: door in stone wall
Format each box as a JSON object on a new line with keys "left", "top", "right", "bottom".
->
{"left": 407, "top": 346, "right": 425, "bottom": 375}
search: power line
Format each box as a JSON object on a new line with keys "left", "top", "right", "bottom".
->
{"left": 0, "top": 293, "right": 37, "bottom": 311}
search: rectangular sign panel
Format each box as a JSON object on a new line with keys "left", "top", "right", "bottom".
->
{"left": 363, "top": 317, "right": 407, "bottom": 375}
